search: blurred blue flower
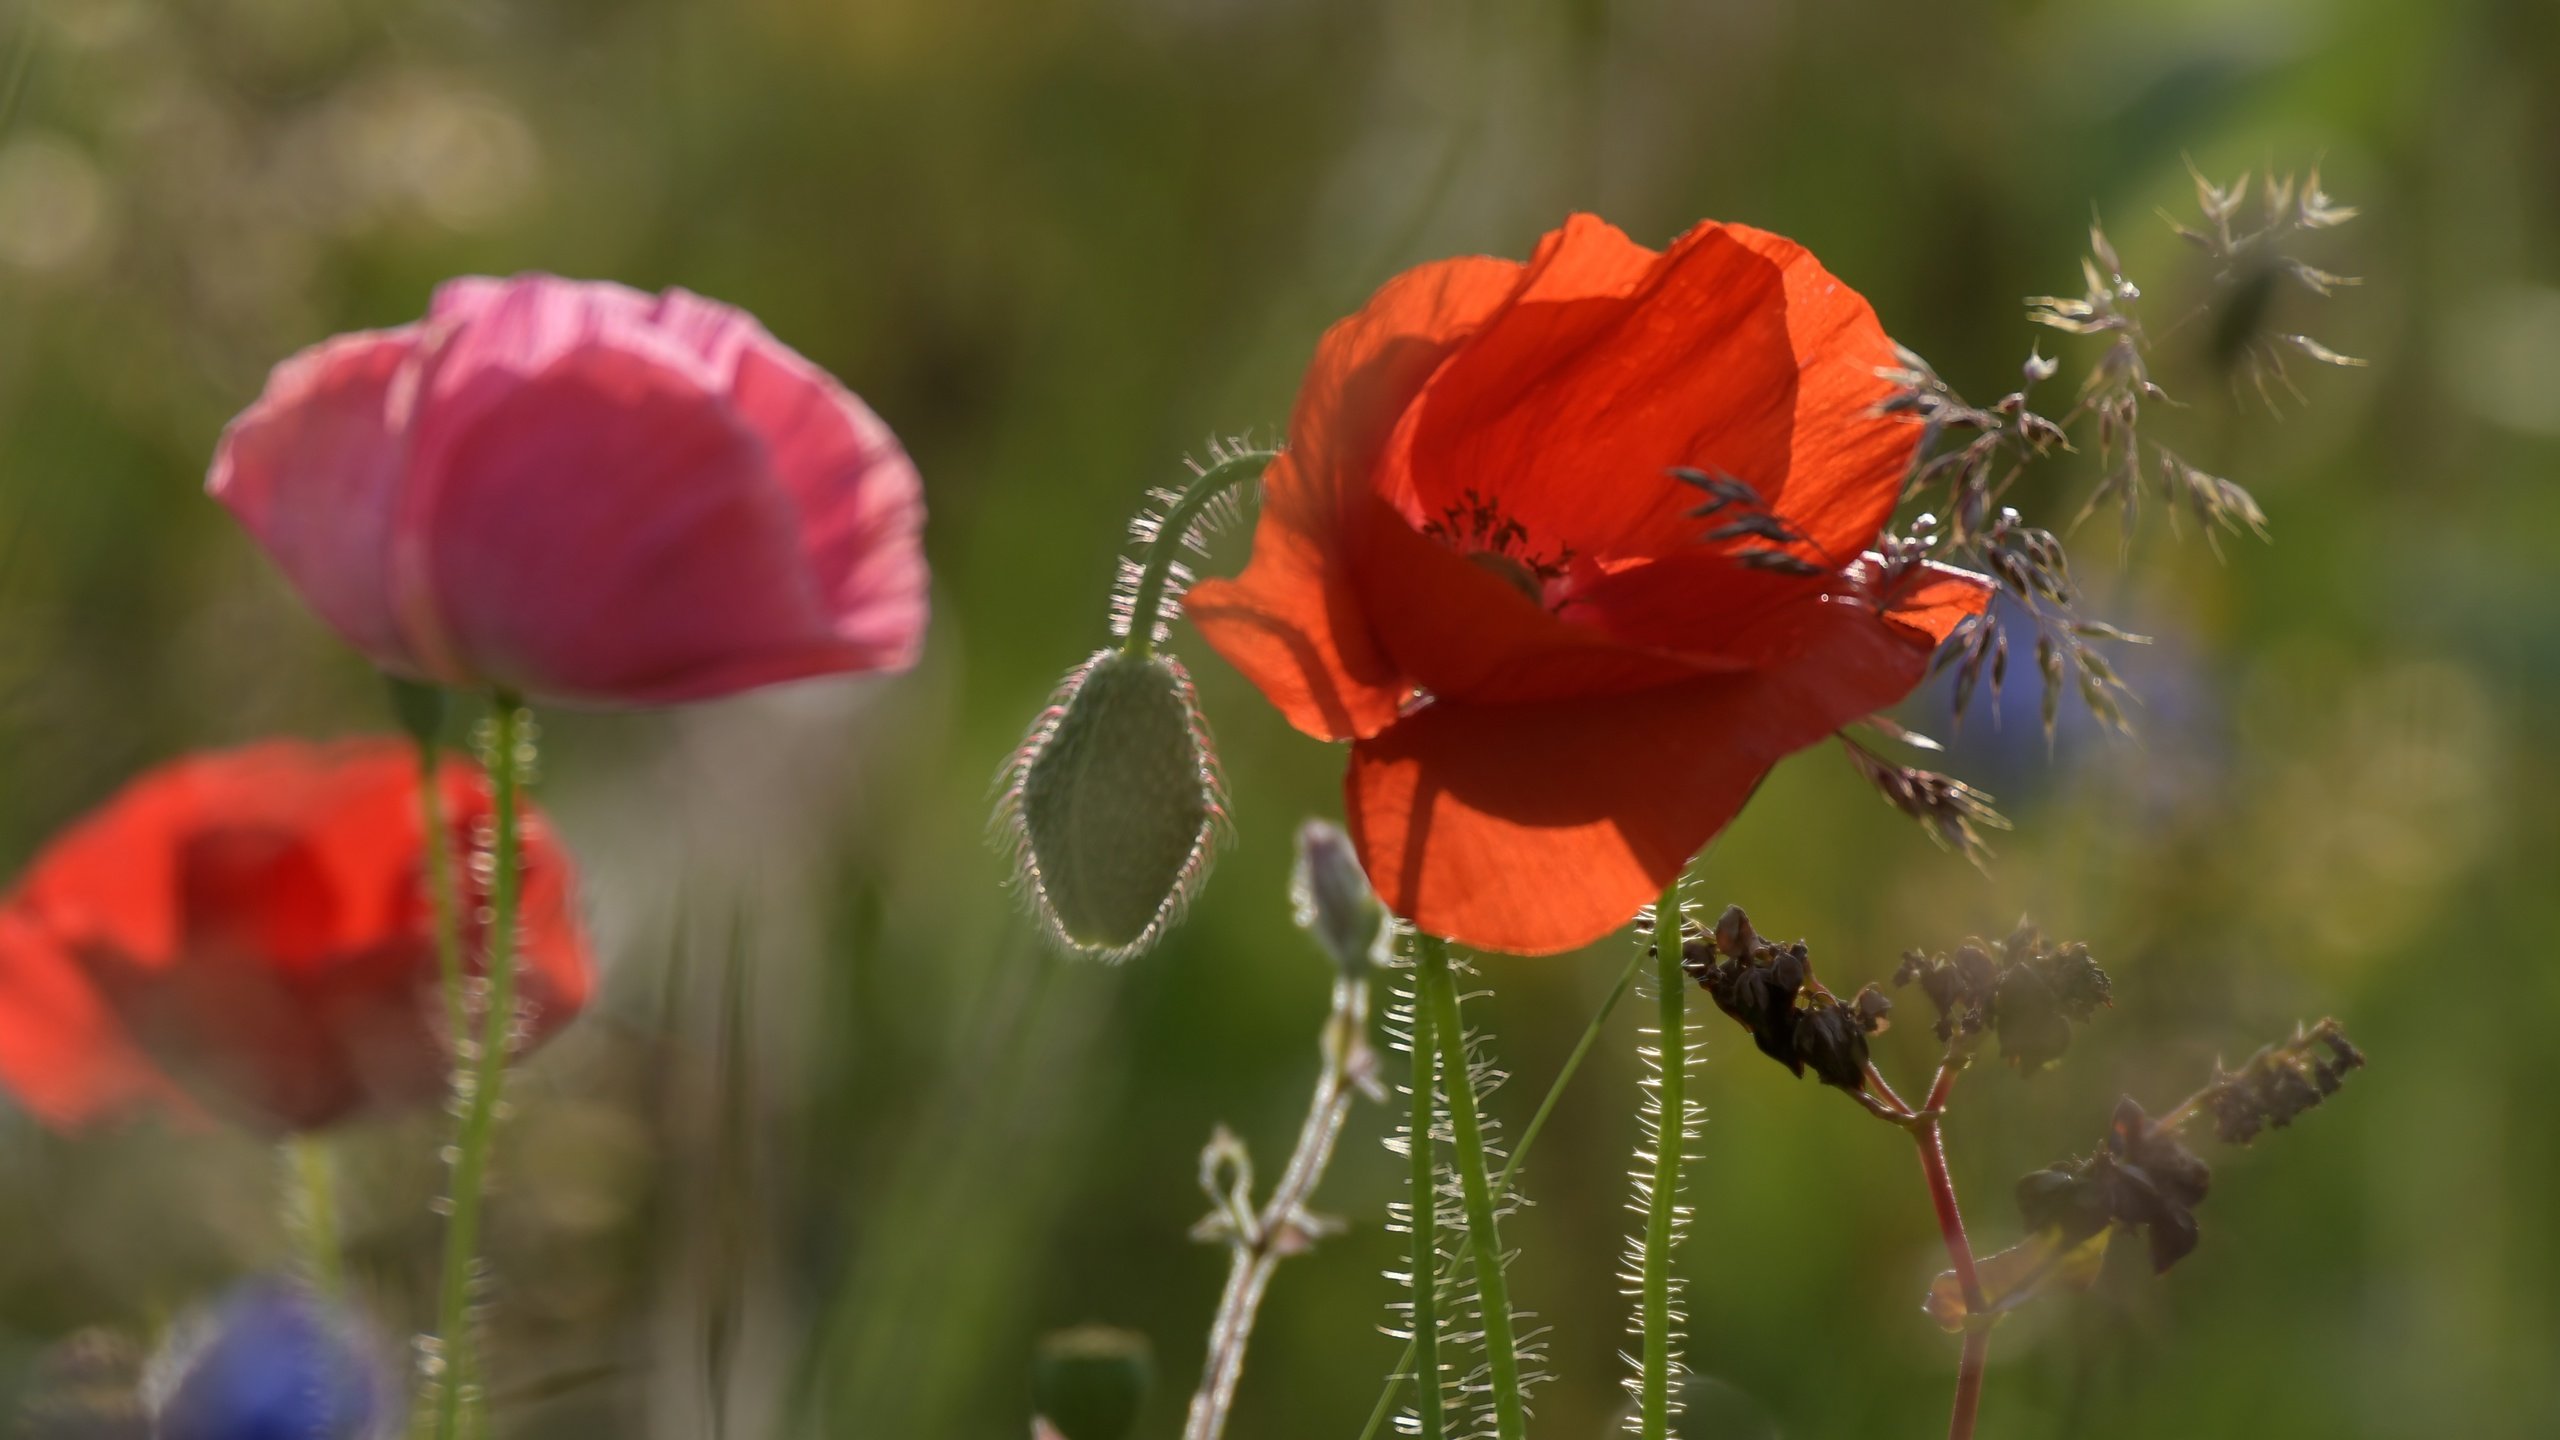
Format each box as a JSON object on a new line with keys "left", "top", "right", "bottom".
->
{"left": 154, "top": 1280, "right": 386, "bottom": 1440}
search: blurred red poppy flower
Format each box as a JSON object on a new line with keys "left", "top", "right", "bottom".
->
{"left": 1186, "top": 215, "right": 1991, "bottom": 955}
{"left": 0, "top": 739, "right": 593, "bottom": 1133}
{"left": 209, "top": 275, "right": 928, "bottom": 706}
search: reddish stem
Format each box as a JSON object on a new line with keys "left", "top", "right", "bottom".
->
{"left": 1948, "top": 1329, "right": 1989, "bottom": 1440}
{"left": 1915, "top": 1065, "right": 1984, "bottom": 1311}
{"left": 1912, "top": 1062, "right": 1989, "bottom": 1440}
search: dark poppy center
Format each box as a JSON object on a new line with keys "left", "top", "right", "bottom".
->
{"left": 1421, "top": 488, "right": 1572, "bottom": 606}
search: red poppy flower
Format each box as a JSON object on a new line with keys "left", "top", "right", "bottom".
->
{"left": 209, "top": 275, "right": 928, "bottom": 706}
{"left": 1186, "top": 215, "right": 1991, "bottom": 955}
{"left": 0, "top": 739, "right": 593, "bottom": 1133}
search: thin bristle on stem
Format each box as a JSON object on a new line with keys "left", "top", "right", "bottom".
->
{"left": 1632, "top": 876, "right": 1691, "bottom": 1438}
{"left": 1415, "top": 936, "right": 1526, "bottom": 1440}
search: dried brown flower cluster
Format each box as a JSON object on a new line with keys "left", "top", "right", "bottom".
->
{"left": 2015, "top": 1096, "right": 2216, "bottom": 1273}
{"left": 2198, "top": 1017, "right": 2367, "bottom": 1144}
{"left": 1679, "top": 906, "right": 1892, "bottom": 1094}
{"left": 1838, "top": 732, "right": 2011, "bottom": 865}
{"left": 1875, "top": 163, "right": 2359, "bottom": 753}
{"left": 1892, "top": 921, "right": 2113, "bottom": 1073}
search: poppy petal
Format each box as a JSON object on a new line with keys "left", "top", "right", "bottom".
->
{"left": 1349, "top": 493, "right": 1739, "bottom": 704}
{"left": 1344, "top": 562, "right": 1989, "bottom": 954}
{"left": 206, "top": 328, "right": 434, "bottom": 676}
{"left": 728, "top": 343, "right": 931, "bottom": 671}
{"left": 1187, "top": 255, "right": 1523, "bottom": 741}
{"left": 1399, "top": 217, "right": 1800, "bottom": 563}
{"left": 1723, "top": 224, "right": 1921, "bottom": 560}
{"left": 0, "top": 910, "right": 181, "bottom": 1128}
{"left": 415, "top": 344, "right": 863, "bottom": 704}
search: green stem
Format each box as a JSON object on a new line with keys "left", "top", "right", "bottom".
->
{"left": 427, "top": 698, "right": 529, "bottom": 1440}
{"left": 285, "top": 1135, "right": 342, "bottom": 1299}
{"left": 1358, "top": 938, "right": 1649, "bottom": 1440}
{"left": 1120, "top": 450, "right": 1276, "bottom": 661}
{"left": 415, "top": 740, "right": 469, "bottom": 1061}
{"left": 1405, "top": 965, "right": 1444, "bottom": 1440}
{"left": 1414, "top": 936, "right": 1526, "bottom": 1440}
{"left": 1638, "top": 876, "right": 1689, "bottom": 1439}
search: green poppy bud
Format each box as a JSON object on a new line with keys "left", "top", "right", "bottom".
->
{"left": 1003, "top": 649, "right": 1222, "bottom": 959}
{"left": 1290, "top": 820, "right": 1383, "bottom": 977}
{"left": 1032, "top": 1326, "right": 1152, "bottom": 1440}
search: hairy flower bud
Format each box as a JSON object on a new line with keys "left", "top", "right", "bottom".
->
{"left": 1032, "top": 1327, "right": 1152, "bottom": 1440}
{"left": 1291, "top": 820, "right": 1384, "bottom": 976}
{"left": 1002, "top": 649, "right": 1223, "bottom": 960}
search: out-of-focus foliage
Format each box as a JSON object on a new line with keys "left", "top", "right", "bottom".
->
{"left": 0, "top": 1, "right": 2551, "bottom": 1438}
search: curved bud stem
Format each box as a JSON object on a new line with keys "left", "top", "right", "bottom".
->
{"left": 1122, "top": 450, "right": 1276, "bottom": 661}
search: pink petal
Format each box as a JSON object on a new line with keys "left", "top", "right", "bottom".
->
{"left": 205, "top": 327, "right": 432, "bottom": 676}
{"left": 727, "top": 342, "right": 929, "bottom": 670}
{"left": 412, "top": 341, "right": 857, "bottom": 704}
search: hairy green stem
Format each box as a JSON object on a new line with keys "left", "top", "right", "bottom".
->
{"left": 1415, "top": 936, "right": 1525, "bottom": 1440}
{"left": 426, "top": 697, "right": 528, "bottom": 1440}
{"left": 1404, "top": 962, "right": 1445, "bottom": 1440}
{"left": 1638, "top": 876, "right": 1688, "bottom": 1438}
{"left": 1359, "top": 938, "right": 1649, "bottom": 1440}
{"left": 1120, "top": 450, "right": 1276, "bottom": 661}
{"left": 414, "top": 739, "right": 469, "bottom": 1061}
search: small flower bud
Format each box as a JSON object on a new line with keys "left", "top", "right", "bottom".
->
{"left": 1792, "top": 999, "right": 1871, "bottom": 1092}
{"left": 1290, "top": 819, "right": 1384, "bottom": 977}
{"left": 1713, "top": 903, "right": 1756, "bottom": 958}
{"left": 1032, "top": 1327, "right": 1153, "bottom": 1440}
{"left": 1003, "top": 650, "right": 1223, "bottom": 960}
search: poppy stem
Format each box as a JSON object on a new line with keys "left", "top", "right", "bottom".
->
{"left": 283, "top": 1135, "right": 342, "bottom": 1300}
{"left": 414, "top": 739, "right": 470, "bottom": 1066}
{"left": 1356, "top": 935, "right": 1650, "bottom": 1440}
{"left": 425, "top": 696, "right": 530, "bottom": 1440}
{"left": 1637, "top": 875, "right": 1690, "bottom": 1440}
{"left": 1404, "top": 955, "right": 1445, "bottom": 1440}
{"left": 1121, "top": 449, "right": 1277, "bottom": 661}
{"left": 1413, "top": 934, "right": 1527, "bottom": 1440}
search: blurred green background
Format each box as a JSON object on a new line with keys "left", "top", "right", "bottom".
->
{"left": 0, "top": 0, "right": 2552, "bottom": 1436}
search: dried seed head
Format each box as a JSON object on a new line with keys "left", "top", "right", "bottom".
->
{"left": 2200, "top": 1018, "right": 2366, "bottom": 1144}
{"left": 1686, "top": 909, "right": 1877, "bottom": 1096}
{"left": 1894, "top": 922, "right": 2110, "bottom": 1072}
{"left": 1031, "top": 1327, "right": 1152, "bottom": 1440}
{"left": 999, "top": 649, "right": 1224, "bottom": 960}
{"left": 1290, "top": 819, "right": 1385, "bottom": 977}
{"left": 2015, "top": 1097, "right": 2214, "bottom": 1274}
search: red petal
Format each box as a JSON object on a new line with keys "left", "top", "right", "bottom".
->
{"left": 1345, "top": 563, "right": 1987, "bottom": 955}
{"left": 1723, "top": 224, "right": 1921, "bottom": 560}
{"left": 0, "top": 739, "right": 598, "bottom": 1132}
{"left": 1398, "top": 217, "right": 1798, "bottom": 562}
{"left": 0, "top": 909, "right": 182, "bottom": 1129}
{"left": 1186, "top": 255, "right": 1524, "bottom": 741}
{"left": 1396, "top": 215, "right": 1914, "bottom": 568}
{"left": 1348, "top": 495, "right": 1739, "bottom": 704}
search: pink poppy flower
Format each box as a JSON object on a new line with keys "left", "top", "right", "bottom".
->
{"left": 209, "top": 275, "right": 929, "bottom": 706}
